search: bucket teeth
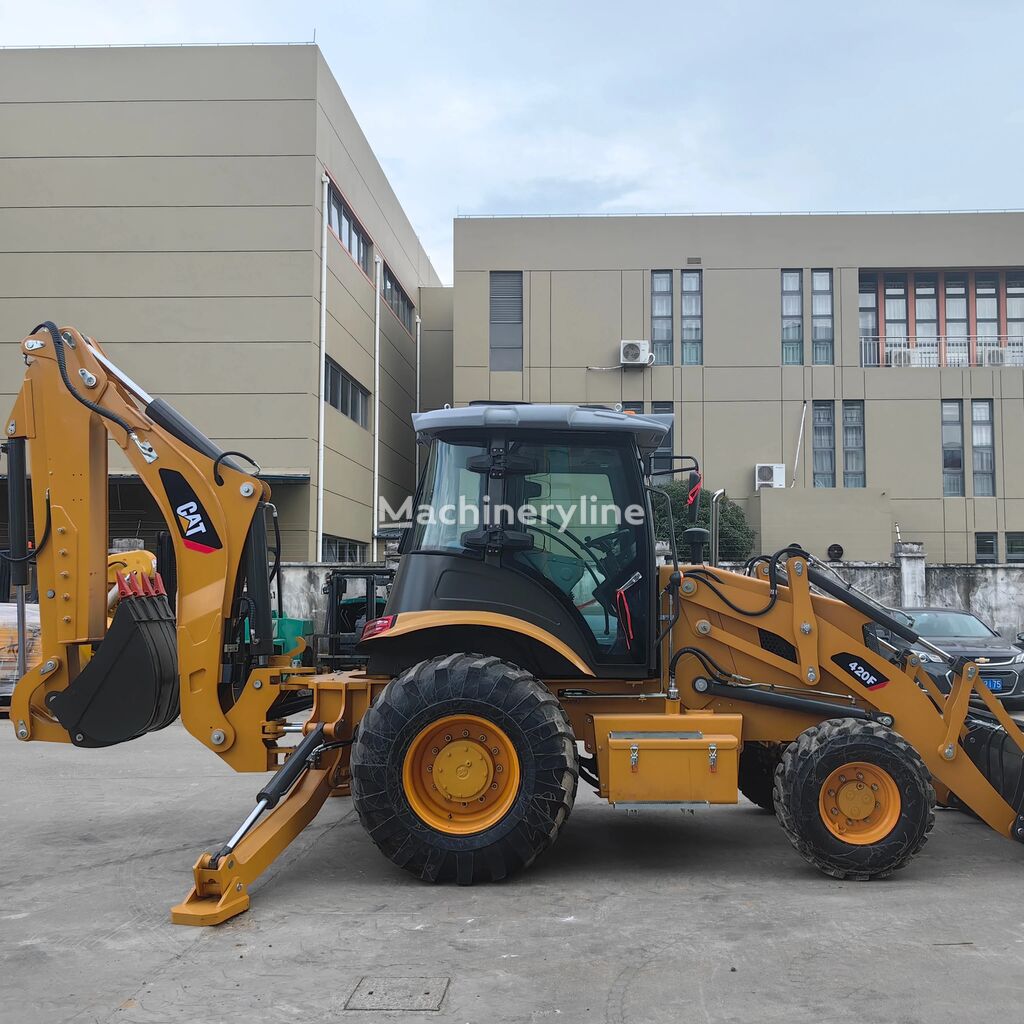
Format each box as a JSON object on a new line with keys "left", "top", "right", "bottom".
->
{"left": 152, "top": 572, "right": 167, "bottom": 596}
{"left": 115, "top": 571, "right": 134, "bottom": 600}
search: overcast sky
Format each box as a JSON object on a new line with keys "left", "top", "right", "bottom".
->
{"left": 3, "top": 1, "right": 1023, "bottom": 282}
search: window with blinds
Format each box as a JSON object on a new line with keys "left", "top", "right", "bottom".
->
{"left": 323, "top": 534, "right": 368, "bottom": 563}
{"left": 681, "top": 270, "right": 703, "bottom": 365}
{"left": 651, "top": 271, "right": 673, "bottom": 365}
{"left": 812, "top": 401, "right": 835, "bottom": 487}
{"left": 327, "top": 184, "right": 372, "bottom": 276}
{"left": 382, "top": 264, "right": 415, "bottom": 334}
{"left": 942, "top": 400, "right": 964, "bottom": 496}
{"left": 972, "top": 399, "right": 995, "bottom": 496}
{"left": 842, "top": 400, "right": 865, "bottom": 487}
{"left": 811, "top": 269, "right": 833, "bottom": 365}
{"left": 490, "top": 271, "right": 523, "bottom": 371}
{"left": 325, "top": 356, "right": 370, "bottom": 428}
{"left": 782, "top": 270, "right": 803, "bottom": 364}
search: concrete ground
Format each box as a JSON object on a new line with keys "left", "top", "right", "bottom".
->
{"left": 2, "top": 722, "right": 1022, "bottom": 1024}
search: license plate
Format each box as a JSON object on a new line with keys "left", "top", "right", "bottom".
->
{"left": 982, "top": 677, "right": 1004, "bottom": 693}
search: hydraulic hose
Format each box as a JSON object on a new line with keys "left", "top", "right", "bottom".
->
{"left": 31, "top": 322, "right": 137, "bottom": 437}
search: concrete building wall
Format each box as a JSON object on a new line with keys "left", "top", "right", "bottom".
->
{"left": 419, "top": 287, "right": 455, "bottom": 413}
{"left": 452, "top": 213, "right": 1024, "bottom": 562}
{"left": 0, "top": 44, "right": 439, "bottom": 561}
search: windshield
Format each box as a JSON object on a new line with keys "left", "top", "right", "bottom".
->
{"left": 909, "top": 611, "right": 996, "bottom": 638}
{"left": 408, "top": 439, "right": 487, "bottom": 554}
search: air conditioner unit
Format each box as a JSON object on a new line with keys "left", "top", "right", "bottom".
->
{"left": 983, "top": 346, "right": 1005, "bottom": 367}
{"left": 888, "top": 348, "right": 912, "bottom": 367}
{"left": 620, "top": 339, "right": 652, "bottom": 367}
{"left": 755, "top": 463, "right": 786, "bottom": 489}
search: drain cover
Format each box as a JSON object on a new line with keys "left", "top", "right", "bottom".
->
{"left": 344, "top": 976, "right": 450, "bottom": 1012}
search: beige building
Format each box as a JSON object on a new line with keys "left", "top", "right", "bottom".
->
{"left": 451, "top": 212, "right": 1024, "bottom": 562}
{"left": 0, "top": 44, "right": 440, "bottom": 560}
{"left": 3, "top": 46, "right": 1022, "bottom": 570}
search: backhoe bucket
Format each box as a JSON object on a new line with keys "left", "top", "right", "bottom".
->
{"left": 47, "top": 590, "right": 179, "bottom": 747}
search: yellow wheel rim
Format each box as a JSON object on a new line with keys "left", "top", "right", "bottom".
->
{"left": 402, "top": 714, "right": 521, "bottom": 835}
{"left": 818, "top": 761, "right": 901, "bottom": 845}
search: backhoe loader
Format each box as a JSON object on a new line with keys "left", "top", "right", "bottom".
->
{"left": 3, "top": 322, "right": 1023, "bottom": 926}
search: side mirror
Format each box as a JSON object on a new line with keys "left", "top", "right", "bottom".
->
{"left": 1015, "top": 631, "right": 1024, "bottom": 648}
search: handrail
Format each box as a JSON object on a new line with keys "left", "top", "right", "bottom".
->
{"left": 859, "top": 334, "right": 1024, "bottom": 369}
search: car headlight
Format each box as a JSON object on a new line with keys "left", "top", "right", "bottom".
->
{"left": 1013, "top": 651, "right": 1024, "bottom": 664}
{"left": 910, "top": 648, "right": 944, "bottom": 664}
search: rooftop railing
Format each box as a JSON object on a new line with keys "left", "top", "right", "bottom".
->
{"left": 859, "top": 335, "right": 1024, "bottom": 368}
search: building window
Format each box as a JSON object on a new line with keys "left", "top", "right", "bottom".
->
{"left": 842, "top": 400, "right": 865, "bottom": 488}
{"left": 975, "top": 532, "right": 997, "bottom": 564}
{"left": 651, "top": 271, "right": 673, "bottom": 365}
{"left": 489, "top": 271, "right": 523, "bottom": 371}
{"left": 382, "top": 264, "right": 415, "bottom": 335}
{"left": 972, "top": 399, "right": 995, "bottom": 496}
{"left": 945, "top": 273, "right": 969, "bottom": 366}
{"left": 325, "top": 356, "right": 369, "bottom": 428}
{"left": 975, "top": 273, "right": 1000, "bottom": 364}
{"left": 1007, "top": 533, "right": 1024, "bottom": 562}
{"left": 1006, "top": 272, "right": 1024, "bottom": 366}
{"left": 323, "top": 534, "right": 367, "bottom": 563}
{"left": 884, "top": 274, "right": 908, "bottom": 364}
{"left": 681, "top": 270, "right": 703, "bottom": 365}
{"left": 812, "top": 401, "right": 835, "bottom": 487}
{"left": 781, "top": 270, "right": 803, "bottom": 364}
{"left": 327, "top": 183, "right": 372, "bottom": 276}
{"left": 914, "top": 274, "right": 939, "bottom": 367}
{"left": 621, "top": 401, "right": 644, "bottom": 414}
{"left": 941, "top": 400, "right": 964, "bottom": 496}
{"left": 811, "top": 269, "right": 833, "bottom": 364}
{"left": 858, "top": 273, "right": 879, "bottom": 367}
{"left": 651, "top": 401, "right": 674, "bottom": 475}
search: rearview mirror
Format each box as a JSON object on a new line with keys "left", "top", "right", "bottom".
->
{"left": 461, "top": 527, "right": 534, "bottom": 552}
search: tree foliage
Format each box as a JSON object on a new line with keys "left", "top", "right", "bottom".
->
{"left": 652, "top": 483, "right": 756, "bottom": 562}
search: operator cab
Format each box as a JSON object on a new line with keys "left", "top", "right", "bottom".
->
{"left": 370, "top": 403, "right": 673, "bottom": 680}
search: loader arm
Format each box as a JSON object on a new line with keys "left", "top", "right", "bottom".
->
{"left": 5, "top": 323, "right": 297, "bottom": 771}
{"left": 667, "top": 552, "right": 1024, "bottom": 843}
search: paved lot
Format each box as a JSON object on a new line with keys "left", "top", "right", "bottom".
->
{"left": 2, "top": 721, "right": 1022, "bottom": 1024}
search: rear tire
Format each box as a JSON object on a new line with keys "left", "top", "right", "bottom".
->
{"left": 351, "top": 653, "right": 578, "bottom": 884}
{"left": 738, "top": 742, "right": 783, "bottom": 812}
{"left": 773, "top": 719, "right": 935, "bottom": 880}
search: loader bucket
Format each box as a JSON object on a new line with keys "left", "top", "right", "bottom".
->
{"left": 47, "top": 590, "right": 179, "bottom": 747}
{"left": 963, "top": 716, "right": 1024, "bottom": 820}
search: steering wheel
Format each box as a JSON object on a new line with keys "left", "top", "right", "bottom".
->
{"left": 583, "top": 526, "right": 634, "bottom": 557}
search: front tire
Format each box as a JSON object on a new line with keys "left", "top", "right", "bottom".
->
{"left": 351, "top": 653, "right": 578, "bottom": 884}
{"left": 773, "top": 719, "right": 935, "bottom": 880}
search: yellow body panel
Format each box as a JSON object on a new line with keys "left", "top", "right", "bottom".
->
{"left": 365, "top": 608, "right": 595, "bottom": 677}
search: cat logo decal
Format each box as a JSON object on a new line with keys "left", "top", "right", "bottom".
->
{"left": 159, "top": 469, "right": 223, "bottom": 554}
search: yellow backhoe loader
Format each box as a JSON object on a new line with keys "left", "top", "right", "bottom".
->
{"left": 3, "top": 322, "right": 1023, "bottom": 927}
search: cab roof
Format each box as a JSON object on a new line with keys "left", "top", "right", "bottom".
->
{"left": 412, "top": 403, "right": 671, "bottom": 454}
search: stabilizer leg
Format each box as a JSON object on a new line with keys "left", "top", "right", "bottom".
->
{"left": 171, "top": 725, "right": 342, "bottom": 926}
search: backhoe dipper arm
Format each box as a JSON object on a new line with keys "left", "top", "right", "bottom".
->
{"left": 6, "top": 323, "right": 290, "bottom": 770}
